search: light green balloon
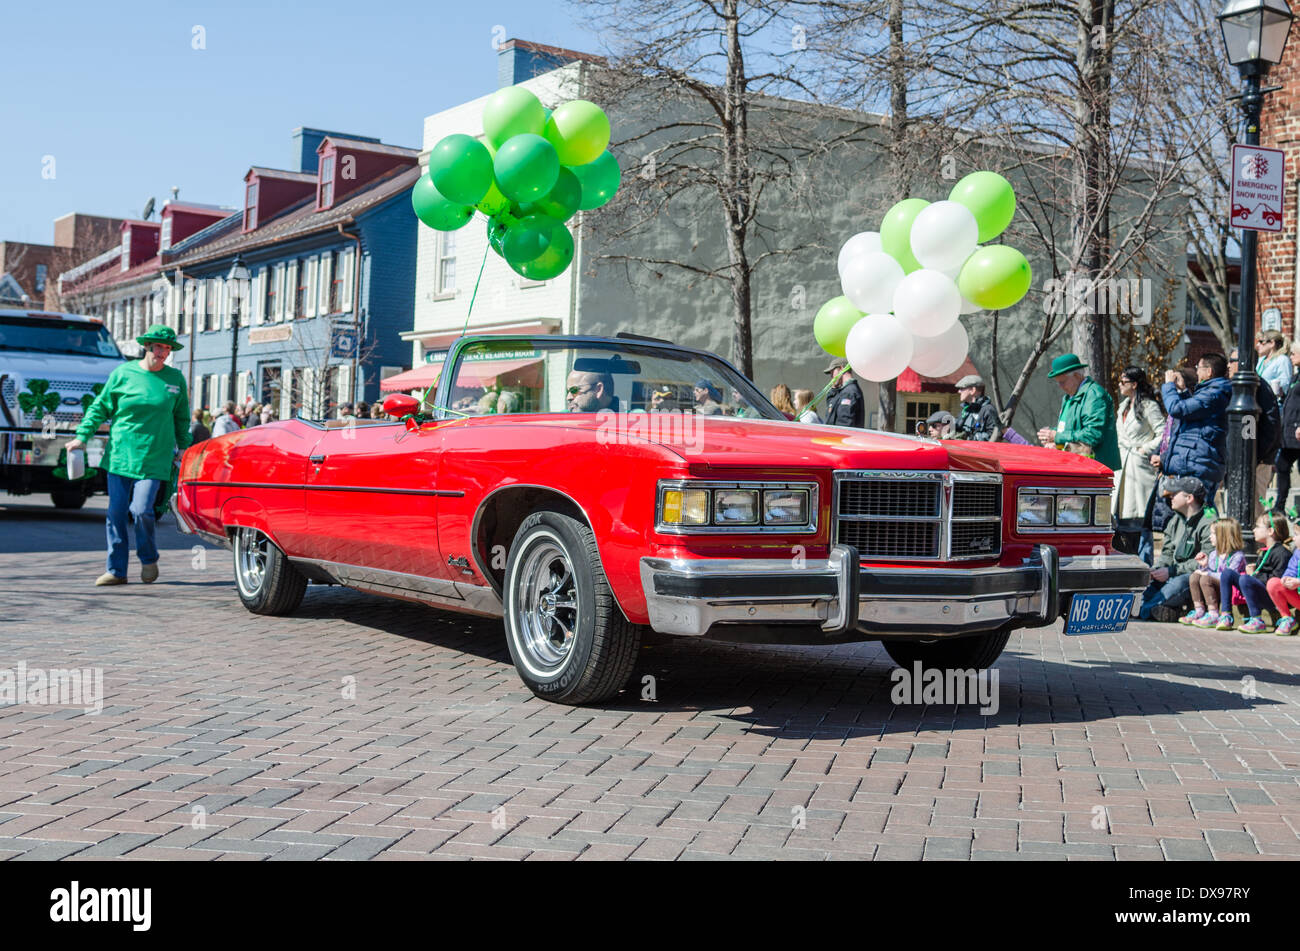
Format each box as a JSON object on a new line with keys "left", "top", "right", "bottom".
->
{"left": 571, "top": 151, "right": 621, "bottom": 210}
{"left": 813, "top": 296, "right": 864, "bottom": 358}
{"left": 879, "top": 198, "right": 929, "bottom": 274}
{"left": 957, "top": 245, "right": 1032, "bottom": 310}
{"left": 482, "top": 86, "right": 546, "bottom": 149}
{"left": 544, "top": 100, "right": 611, "bottom": 167}
{"left": 475, "top": 178, "right": 510, "bottom": 216}
{"left": 411, "top": 174, "right": 473, "bottom": 231}
{"left": 949, "top": 171, "right": 1016, "bottom": 243}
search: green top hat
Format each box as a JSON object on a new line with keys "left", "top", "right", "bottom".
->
{"left": 1047, "top": 352, "right": 1087, "bottom": 378}
{"left": 136, "top": 324, "right": 183, "bottom": 352}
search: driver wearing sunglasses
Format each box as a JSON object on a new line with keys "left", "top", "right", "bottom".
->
{"left": 565, "top": 370, "right": 618, "bottom": 413}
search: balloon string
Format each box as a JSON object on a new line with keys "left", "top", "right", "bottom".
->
{"left": 811, "top": 367, "right": 848, "bottom": 410}
{"left": 462, "top": 234, "right": 490, "bottom": 338}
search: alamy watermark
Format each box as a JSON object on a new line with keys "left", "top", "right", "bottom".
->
{"left": 0, "top": 662, "right": 103, "bottom": 714}
{"left": 890, "top": 661, "right": 1000, "bottom": 716}
{"left": 1043, "top": 275, "right": 1151, "bottom": 325}
{"left": 596, "top": 409, "right": 704, "bottom": 451}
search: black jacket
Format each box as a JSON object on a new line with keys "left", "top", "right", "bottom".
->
{"left": 824, "top": 379, "right": 865, "bottom": 428}
{"left": 1282, "top": 378, "right": 1300, "bottom": 450}
{"left": 957, "top": 395, "right": 1000, "bottom": 441}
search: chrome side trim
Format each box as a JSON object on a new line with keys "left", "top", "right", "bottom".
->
{"left": 287, "top": 557, "right": 504, "bottom": 618}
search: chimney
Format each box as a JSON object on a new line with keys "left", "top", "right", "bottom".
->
{"left": 496, "top": 39, "right": 601, "bottom": 88}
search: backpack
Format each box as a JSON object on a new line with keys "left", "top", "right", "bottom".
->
{"left": 1257, "top": 381, "right": 1282, "bottom": 462}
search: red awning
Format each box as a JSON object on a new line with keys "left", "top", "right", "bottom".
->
{"left": 896, "top": 357, "right": 981, "bottom": 394}
{"left": 380, "top": 356, "right": 545, "bottom": 393}
{"left": 380, "top": 364, "right": 439, "bottom": 393}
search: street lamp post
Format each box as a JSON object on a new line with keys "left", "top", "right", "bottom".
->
{"left": 226, "top": 256, "right": 250, "bottom": 404}
{"left": 1219, "top": 0, "right": 1294, "bottom": 530}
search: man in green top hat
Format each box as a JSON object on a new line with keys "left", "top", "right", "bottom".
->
{"left": 66, "top": 325, "right": 191, "bottom": 586}
{"left": 1036, "top": 353, "right": 1121, "bottom": 470}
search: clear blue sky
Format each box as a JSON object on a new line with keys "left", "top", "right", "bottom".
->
{"left": 1, "top": 0, "right": 596, "bottom": 243}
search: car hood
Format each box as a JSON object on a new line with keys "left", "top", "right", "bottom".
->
{"left": 560, "top": 413, "right": 1115, "bottom": 477}
{"left": 1, "top": 351, "right": 124, "bottom": 380}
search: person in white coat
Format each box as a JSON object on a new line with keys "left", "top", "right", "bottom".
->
{"left": 1112, "top": 367, "right": 1166, "bottom": 562}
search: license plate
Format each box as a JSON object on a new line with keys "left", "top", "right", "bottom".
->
{"left": 1064, "top": 593, "right": 1134, "bottom": 634}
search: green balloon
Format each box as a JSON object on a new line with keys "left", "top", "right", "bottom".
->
{"left": 814, "top": 296, "right": 864, "bottom": 358}
{"left": 572, "top": 151, "right": 620, "bottom": 210}
{"left": 544, "top": 100, "right": 611, "bottom": 167}
{"left": 494, "top": 133, "right": 560, "bottom": 204}
{"left": 879, "top": 198, "right": 929, "bottom": 274}
{"left": 517, "top": 222, "right": 575, "bottom": 281}
{"left": 487, "top": 217, "right": 508, "bottom": 256}
{"left": 476, "top": 178, "right": 510, "bottom": 216}
{"left": 521, "top": 167, "right": 581, "bottom": 221}
{"left": 957, "top": 245, "right": 1032, "bottom": 310}
{"left": 482, "top": 86, "right": 546, "bottom": 149}
{"left": 949, "top": 171, "right": 1016, "bottom": 243}
{"left": 429, "top": 134, "right": 493, "bottom": 205}
{"left": 411, "top": 174, "right": 473, "bottom": 231}
{"left": 502, "top": 212, "right": 556, "bottom": 265}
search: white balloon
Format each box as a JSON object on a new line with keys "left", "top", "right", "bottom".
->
{"left": 845, "top": 313, "right": 914, "bottom": 383}
{"left": 959, "top": 295, "right": 983, "bottom": 314}
{"left": 908, "top": 321, "right": 970, "bottom": 377}
{"left": 892, "top": 269, "right": 962, "bottom": 338}
{"left": 909, "top": 200, "right": 979, "bottom": 273}
{"left": 840, "top": 251, "right": 904, "bottom": 314}
{"left": 836, "top": 231, "right": 882, "bottom": 279}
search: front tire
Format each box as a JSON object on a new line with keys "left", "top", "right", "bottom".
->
{"left": 233, "top": 527, "right": 306, "bottom": 615}
{"left": 503, "top": 509, "right": 641, "bottom": 704}
{"left": 883, "top": 629, "right": 1011, "bottom": 672}
{"left": 51, "top": 489, "right": 87, "bottom": 510}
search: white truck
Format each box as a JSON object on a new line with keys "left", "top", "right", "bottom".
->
{"left": 0, "top": 309, "right": 125, "bottom": 508}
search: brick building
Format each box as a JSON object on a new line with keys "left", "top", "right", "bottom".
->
{"left": 1258, "top": 27, "right": 1300, "bottom": 339}
{"left": 0, "top": 213, "right": 122, "bottom": 310}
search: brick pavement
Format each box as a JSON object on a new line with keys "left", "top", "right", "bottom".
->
{"left": 1, "top": 493, "right": 1299, "bottom": 860}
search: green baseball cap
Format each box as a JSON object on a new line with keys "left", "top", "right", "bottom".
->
{"left": 136, "top": 324, "right": 183, "bottom": 352}
{"left": 1046, "top": 353, "right": 1086, "bottom": 378}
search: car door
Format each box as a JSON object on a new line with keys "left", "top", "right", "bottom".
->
{"left": 303, "top": 418, "right": 449, "bottom": 578}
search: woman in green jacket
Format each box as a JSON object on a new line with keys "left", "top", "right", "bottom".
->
{"left": 66, "top": 325, "right": 191, "bottom": 586}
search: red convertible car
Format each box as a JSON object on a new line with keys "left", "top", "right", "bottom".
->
{"left": 174, "top": 334, "right": 1148, "bottom": 704}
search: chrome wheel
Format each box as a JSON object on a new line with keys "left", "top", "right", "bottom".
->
{"left": 511, "top": 533, "right": 580, "bottom": 675}
{"left": 235, "top": 528, "right": 269, "bottom": 598}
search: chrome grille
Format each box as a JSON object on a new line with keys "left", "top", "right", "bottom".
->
{"left": 839, "top": 479, "right": 939, "bottom": 518}
{"left": 835, "top": 471, "right": 1002, "bottom": 561}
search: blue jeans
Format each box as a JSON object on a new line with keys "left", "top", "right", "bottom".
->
{"left": 106, "top": 473, "right": 161, "bottom": 578}
{"left": 1139, "top": 572, "right": 1192, "bottom": 619}
{"left": 1218, "top": 568, "right": 1270, "bottom": 618}
{"left": 1137, "top": 528, "right": 1154, "bottom": 566}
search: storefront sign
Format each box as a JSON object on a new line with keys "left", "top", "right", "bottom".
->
{"left": 249, "top": 326, "right": 293, "bottom": 344}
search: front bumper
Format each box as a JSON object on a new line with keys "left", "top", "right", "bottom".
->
{"left": 639, "top": 545, "right": 1149, "bottom": 640}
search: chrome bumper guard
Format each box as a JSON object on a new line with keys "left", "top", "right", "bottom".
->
{"left": 639, "top": 545, "right": 1149, "bottom": 639}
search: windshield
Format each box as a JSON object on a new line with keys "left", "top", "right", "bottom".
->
{"left": 0, "top": 315, "right": 122, "bottom": 359}
{"left": 439, "top": 338, "right": 781, "bottom": 419}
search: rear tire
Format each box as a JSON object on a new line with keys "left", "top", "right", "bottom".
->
{"left": 233, "top": 527, "right": 306, "bottom": 615}
{"left": 50, "top": 490, "right": 87, "bottom": 510}
{"left": 883, "top": 629, "right": 1011, "bottom": 672}
{"left": 503, "top": 509, "right": 641, "bottom": 704}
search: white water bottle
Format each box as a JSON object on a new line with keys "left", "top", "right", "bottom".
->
{"left": 66, "top": 448, "right": 85, "bottom": 480}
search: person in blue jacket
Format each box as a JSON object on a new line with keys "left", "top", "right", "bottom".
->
{"left": 1157, "top": 352, "right": 1232, "bottom": 506}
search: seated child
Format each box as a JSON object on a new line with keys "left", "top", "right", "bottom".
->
{"left": 1265, "top": 545, "right": 1300, "bottom": 636}
{"left": 1182, "top": 517, "right": 1245, "bottom": 627}
{"left": 1214, "top": 512, "right": 1292, "bottom": 632}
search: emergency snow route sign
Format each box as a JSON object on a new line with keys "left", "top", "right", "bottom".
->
{"left": 1230, "top": 144, "right": 1285, "bottom": 232}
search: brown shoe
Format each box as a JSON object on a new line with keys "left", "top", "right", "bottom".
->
{"left": 95, "top": 572, "right": 126, "bottom": 586}
{"left": 141, "top": 562, "right": 159, "bottom": 583}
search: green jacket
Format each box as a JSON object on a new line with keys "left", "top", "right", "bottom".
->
{"left": 76, "top": 361, "right": 191, "bottom": 481}
{"left": 1056, "top": 376, "right": 1121, "bottom": 469}
{"left": 1155, "top": 506, "right": 1214, "bottom": 577}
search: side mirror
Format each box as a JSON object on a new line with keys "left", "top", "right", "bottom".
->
{"left": 383, "top": 394, "right": 419, "bottom": 417}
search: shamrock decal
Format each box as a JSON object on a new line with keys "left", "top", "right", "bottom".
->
{"left": 17, "top": 379, "right": 60, "bottom": 417}
{"left": 80, "top": 383, "right": 104, "bottom": 412}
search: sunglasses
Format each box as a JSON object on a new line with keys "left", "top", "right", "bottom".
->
{"left": 566, "top": 384, "right": 595, "bottom": 396}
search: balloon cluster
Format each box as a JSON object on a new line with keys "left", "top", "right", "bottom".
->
{"left": 814, "top": 171, "right": 1031, "bottom": 383}
{"left": 411, "top": 87, "right": 621, "bottom": 281}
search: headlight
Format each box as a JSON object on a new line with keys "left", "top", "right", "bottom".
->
{"left": 764, "top": 488, "right": 810, "bottom": 525}
{"left": 1056, "top": 494, "right": 1091, "bottom": 525}
{"left": 714, "top": 489, "right": 759, "bottom": 525}
{"left": 1017, "top": 493, "right": 1054, "bottom": 526}
{"left": 657, "top": 481, "right": 817, "bottom": 532}
{"left": 1093, "top": 494, "right": 1112, "bottom": 526}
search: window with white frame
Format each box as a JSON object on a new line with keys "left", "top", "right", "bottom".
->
{"left": 318, "top": 154, "right": 336, "bottom": 209}
{"left": 160, "top": 217, "right": 172, "bottom": 251}
{"left": 438, "top": 232, "right": 456, "bottom": 294}
{"left": 244, "top": 181, "right": 259, "bottom": 230}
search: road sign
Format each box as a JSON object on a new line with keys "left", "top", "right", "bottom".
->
{"left": 1230, "top": 144, "right": 1285, "bottom": 232}
{"left": 330, "top": 326, "right": 359, "bottom": 359}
